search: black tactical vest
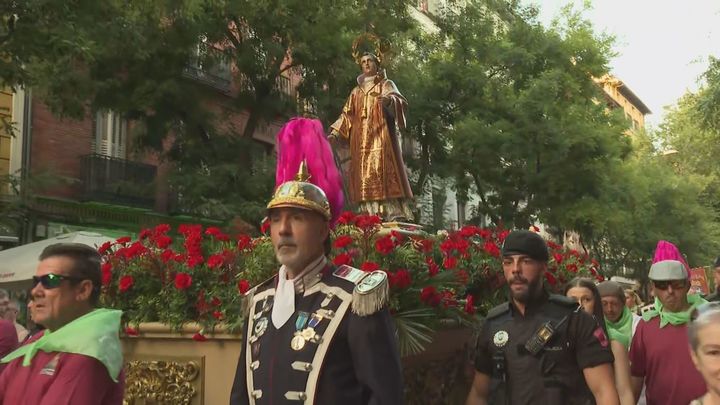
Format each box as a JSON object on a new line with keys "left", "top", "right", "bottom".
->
{"left": 481, "top": 295, "right": 594, "bottom": 405}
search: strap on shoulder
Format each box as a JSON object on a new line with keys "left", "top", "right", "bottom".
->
{"left": 486, "top": 302, "right": 511, "bottom": 321}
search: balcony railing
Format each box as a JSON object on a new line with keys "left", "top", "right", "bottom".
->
{"left": 183, "top": 65, "right": 232, "bottom": 93}
{"left": 80, "top": 154, "right": 157, "bottom": 208}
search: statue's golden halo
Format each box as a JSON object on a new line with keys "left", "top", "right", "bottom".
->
{"left": 352, "top": 33, "right": 387, "bottom": 65}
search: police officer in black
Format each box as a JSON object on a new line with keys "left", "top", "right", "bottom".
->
{"left": 465, "top": 230, "right": 619, "bottom": 405}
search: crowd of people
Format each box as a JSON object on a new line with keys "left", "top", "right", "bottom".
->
{"left": 0, "top": 113, "right": 717, "bottom": 404}
{"left": 467, "top": 234, "right": 720, "bottom": 405}
{"left": 0, "top": 227, "right": 716, "bottom": 404}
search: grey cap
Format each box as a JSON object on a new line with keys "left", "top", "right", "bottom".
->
{"left": 648, "top": 260, "right": 689, "bottom": 281}
{"left": 597, "top": 281, "right": 625, "bottom": 302}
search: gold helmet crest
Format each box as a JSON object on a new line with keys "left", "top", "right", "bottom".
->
{"left": 267, "top": 161, "right": 331, "bottom": 220}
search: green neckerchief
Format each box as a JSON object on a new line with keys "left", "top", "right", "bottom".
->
{"left": 642, "top": 294, "right": 707, "bottom": 328}
{"left": 1, "top": 308, "right": 123, "bottom": 382}
{"left": 605, "top": 306, "right": 632, "bottom": 349}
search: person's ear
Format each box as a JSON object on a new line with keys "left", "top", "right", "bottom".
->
{"left": 75, "top": 280, "right": 94, "bottom": 303}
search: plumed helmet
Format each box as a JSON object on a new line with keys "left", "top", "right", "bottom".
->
{"left": 267, "top": 161, "right": 331, "bottom": 220}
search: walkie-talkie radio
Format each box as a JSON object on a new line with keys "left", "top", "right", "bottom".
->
{"left": 524, "top": 308, "right": 574, "bottom": 355}
{"left": 524, "top": 321, "right": 556, "bottom": 355}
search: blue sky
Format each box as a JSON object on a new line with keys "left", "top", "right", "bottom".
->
{"left": 527, "top": 0, "right": 720, "bottom": 128}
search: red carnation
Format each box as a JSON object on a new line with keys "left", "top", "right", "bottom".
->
{"left": 459, "top": 225, "right": 479, "bottom": 238}
{"left": 440, "top": 239, "right": 456, "bottom": 254}
{"left": 483, "top": 241, "right": 500, "bottom": 257}
{"left": 154, "top": 235, "right": 172, "bottom": 249}
{"left": 98, "top": 241, "right": 113, "bottom": 255}
{"left": 428, "top": 260, "right": 440, "bottom": 277}
{"left": 115, "top": 236, "right": 131, "bottom": 245}
{"left": 192, "top": 333, "right": 207, "bottom": 342}
{"left": 237, "top": 235, "right": 252, "bottom": 250}
{"left": 420, "top": 286, "right": 441, "bottom": 307}
{"left": 124, "top": 327, "right": 139, "bottom": 336}
{"left": 375, "top": 235, "right": 395, "bottom": 255}
{"left": 354, "top": 214, "right": 382, "bottom": 231}
{"left": 566, "top": 263, "right": 578, "bottom": 273}
{"left": 154, "top": 224, "right": 171, "bottom": 234}
{"left": 175, "top": 273, "right": 193, "bottom": 290}
{"left": 360, "top": 261, "right": 380, "bottom": 272}
{"left": 101, "top": 262, "right": 112, "bottom": 286}
{"left": 443, "top": 256, "right": 457, "bottom": 270}
{"left": 160, "top": 249, "right": 175, "bottom": 264}
{"left": 237, "top": 279, "right": 250, "bottom": 294}
{"left": 205, "top": 227, "right": 229, "bottom": 241}
{"left": 207, "top": 254, "right": 225, "bottom": 269}
{"left": 186, "top": 255, "right": 204, "bottom": 268}
{"left": 119, "top": 275, "right": 134, "bottom": 293}
{"left": 553, "top": 253, "right": 564, "bottom": 264}
{"left": 390, "top": 230, "right": 405, "bottom": 244}
{"left": 333, "top": 253, "right": 353, "bottom": 266}
{"left": 337, "top": 211, "right": 357, "bottom": 225}
{"left": 478, "top": 229, "right": 492, "bottom": 240}
{"left": 464, "top": 295, "right": 476, "bottom": 314}
{"left": 139, "top": 229, "right": 152, "bottom": 240}
{"left": 212, "top": 311, "right": 224, "bottom": 320}
{"left": 392, "top": 269, "right": 412, "bottom": 289}
{"left": 333, "top": 235, "right": 354, "bottom": 249}
{"left": 545, "top": 272, "right": 557, "bottom": 286}
{"left": 497, "top": 230, "right": 510, "bottom": 243}
{"left": 260, "top": 218, "right": 270, "bottom": 234}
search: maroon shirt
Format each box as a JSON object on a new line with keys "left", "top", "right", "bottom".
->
{"left": 0, "top": 332, "right": 124, "bottom": 405}
{"left": 629, "top": 316, "right": 706, "bottom": 405}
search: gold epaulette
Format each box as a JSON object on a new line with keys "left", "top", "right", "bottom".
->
{"left": 333, "top": 266, "right": 389, "bottom": 317}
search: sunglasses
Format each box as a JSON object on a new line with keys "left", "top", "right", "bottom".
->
{"left": 653, "top": 280, "right": 687, "bottom": 290}
{"left": 32, "top": 273, "right": 85, "bottom": 289}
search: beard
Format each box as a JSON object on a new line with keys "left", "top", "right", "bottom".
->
{"left": 509, "top": 275, "right": 542, "bottom": 304}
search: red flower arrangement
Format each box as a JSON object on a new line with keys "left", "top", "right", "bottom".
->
{"left": 99, "top": 216, "right": 603, "bottom": 354}
{"left": 99, "top": 223, "right": 277, "bottom": 334}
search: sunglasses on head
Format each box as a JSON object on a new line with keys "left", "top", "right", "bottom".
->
{"left": 653, "top": 280, "right": 687, "bottom": 290}
{"left": 32, "top": 273, "right": 85, "bottom": 289}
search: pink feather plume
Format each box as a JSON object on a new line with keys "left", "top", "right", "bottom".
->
{"left": 652, "top": 240, "right": 690, "bottom": 270}
{"left": 275, "top": 118, "right": 344, "bottom": 226}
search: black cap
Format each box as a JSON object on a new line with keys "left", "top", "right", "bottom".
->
{"left": 501, "top": 230, "right": 549, "bottom": 262}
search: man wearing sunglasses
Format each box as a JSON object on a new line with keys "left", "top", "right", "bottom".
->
{"left": 0, "top": 243, "right": 124, "bottom": 405}
{"left": 629, "top": 259, "right": 708, "bottom": 405}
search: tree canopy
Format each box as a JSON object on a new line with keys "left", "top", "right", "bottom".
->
{"left": 2, "top": 0, "right": 719, "bottom": 274}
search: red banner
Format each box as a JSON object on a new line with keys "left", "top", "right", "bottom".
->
{"left": 690, "top": 267, "right": 710, "bottom": 295}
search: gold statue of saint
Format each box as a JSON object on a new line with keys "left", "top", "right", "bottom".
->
{"left": 330, "top": 52, "right": 414, "bottom": 220}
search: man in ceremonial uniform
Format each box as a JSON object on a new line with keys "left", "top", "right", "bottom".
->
{"left": 466, "top": 230, "right": 618, "bottom": 405}
{"left": 229, "top": 162, "right": 404, "bottom": 405}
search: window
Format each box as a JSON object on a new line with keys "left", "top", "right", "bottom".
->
{"left": 93, "top": 111, "right": 127, "bottom": 158}
{"left": 0, "top": 88, "right": 13, "bottom": 178}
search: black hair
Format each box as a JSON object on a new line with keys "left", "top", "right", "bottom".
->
{"left": 563, "top": 277, "right": 608, "bottom": 338}
{"left": 39, "top": 243, "right": 102, "bottom": 306}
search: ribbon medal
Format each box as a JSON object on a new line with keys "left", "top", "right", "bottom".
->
{"left": 291, "top": 312, "right": 310, "bottom": 351}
